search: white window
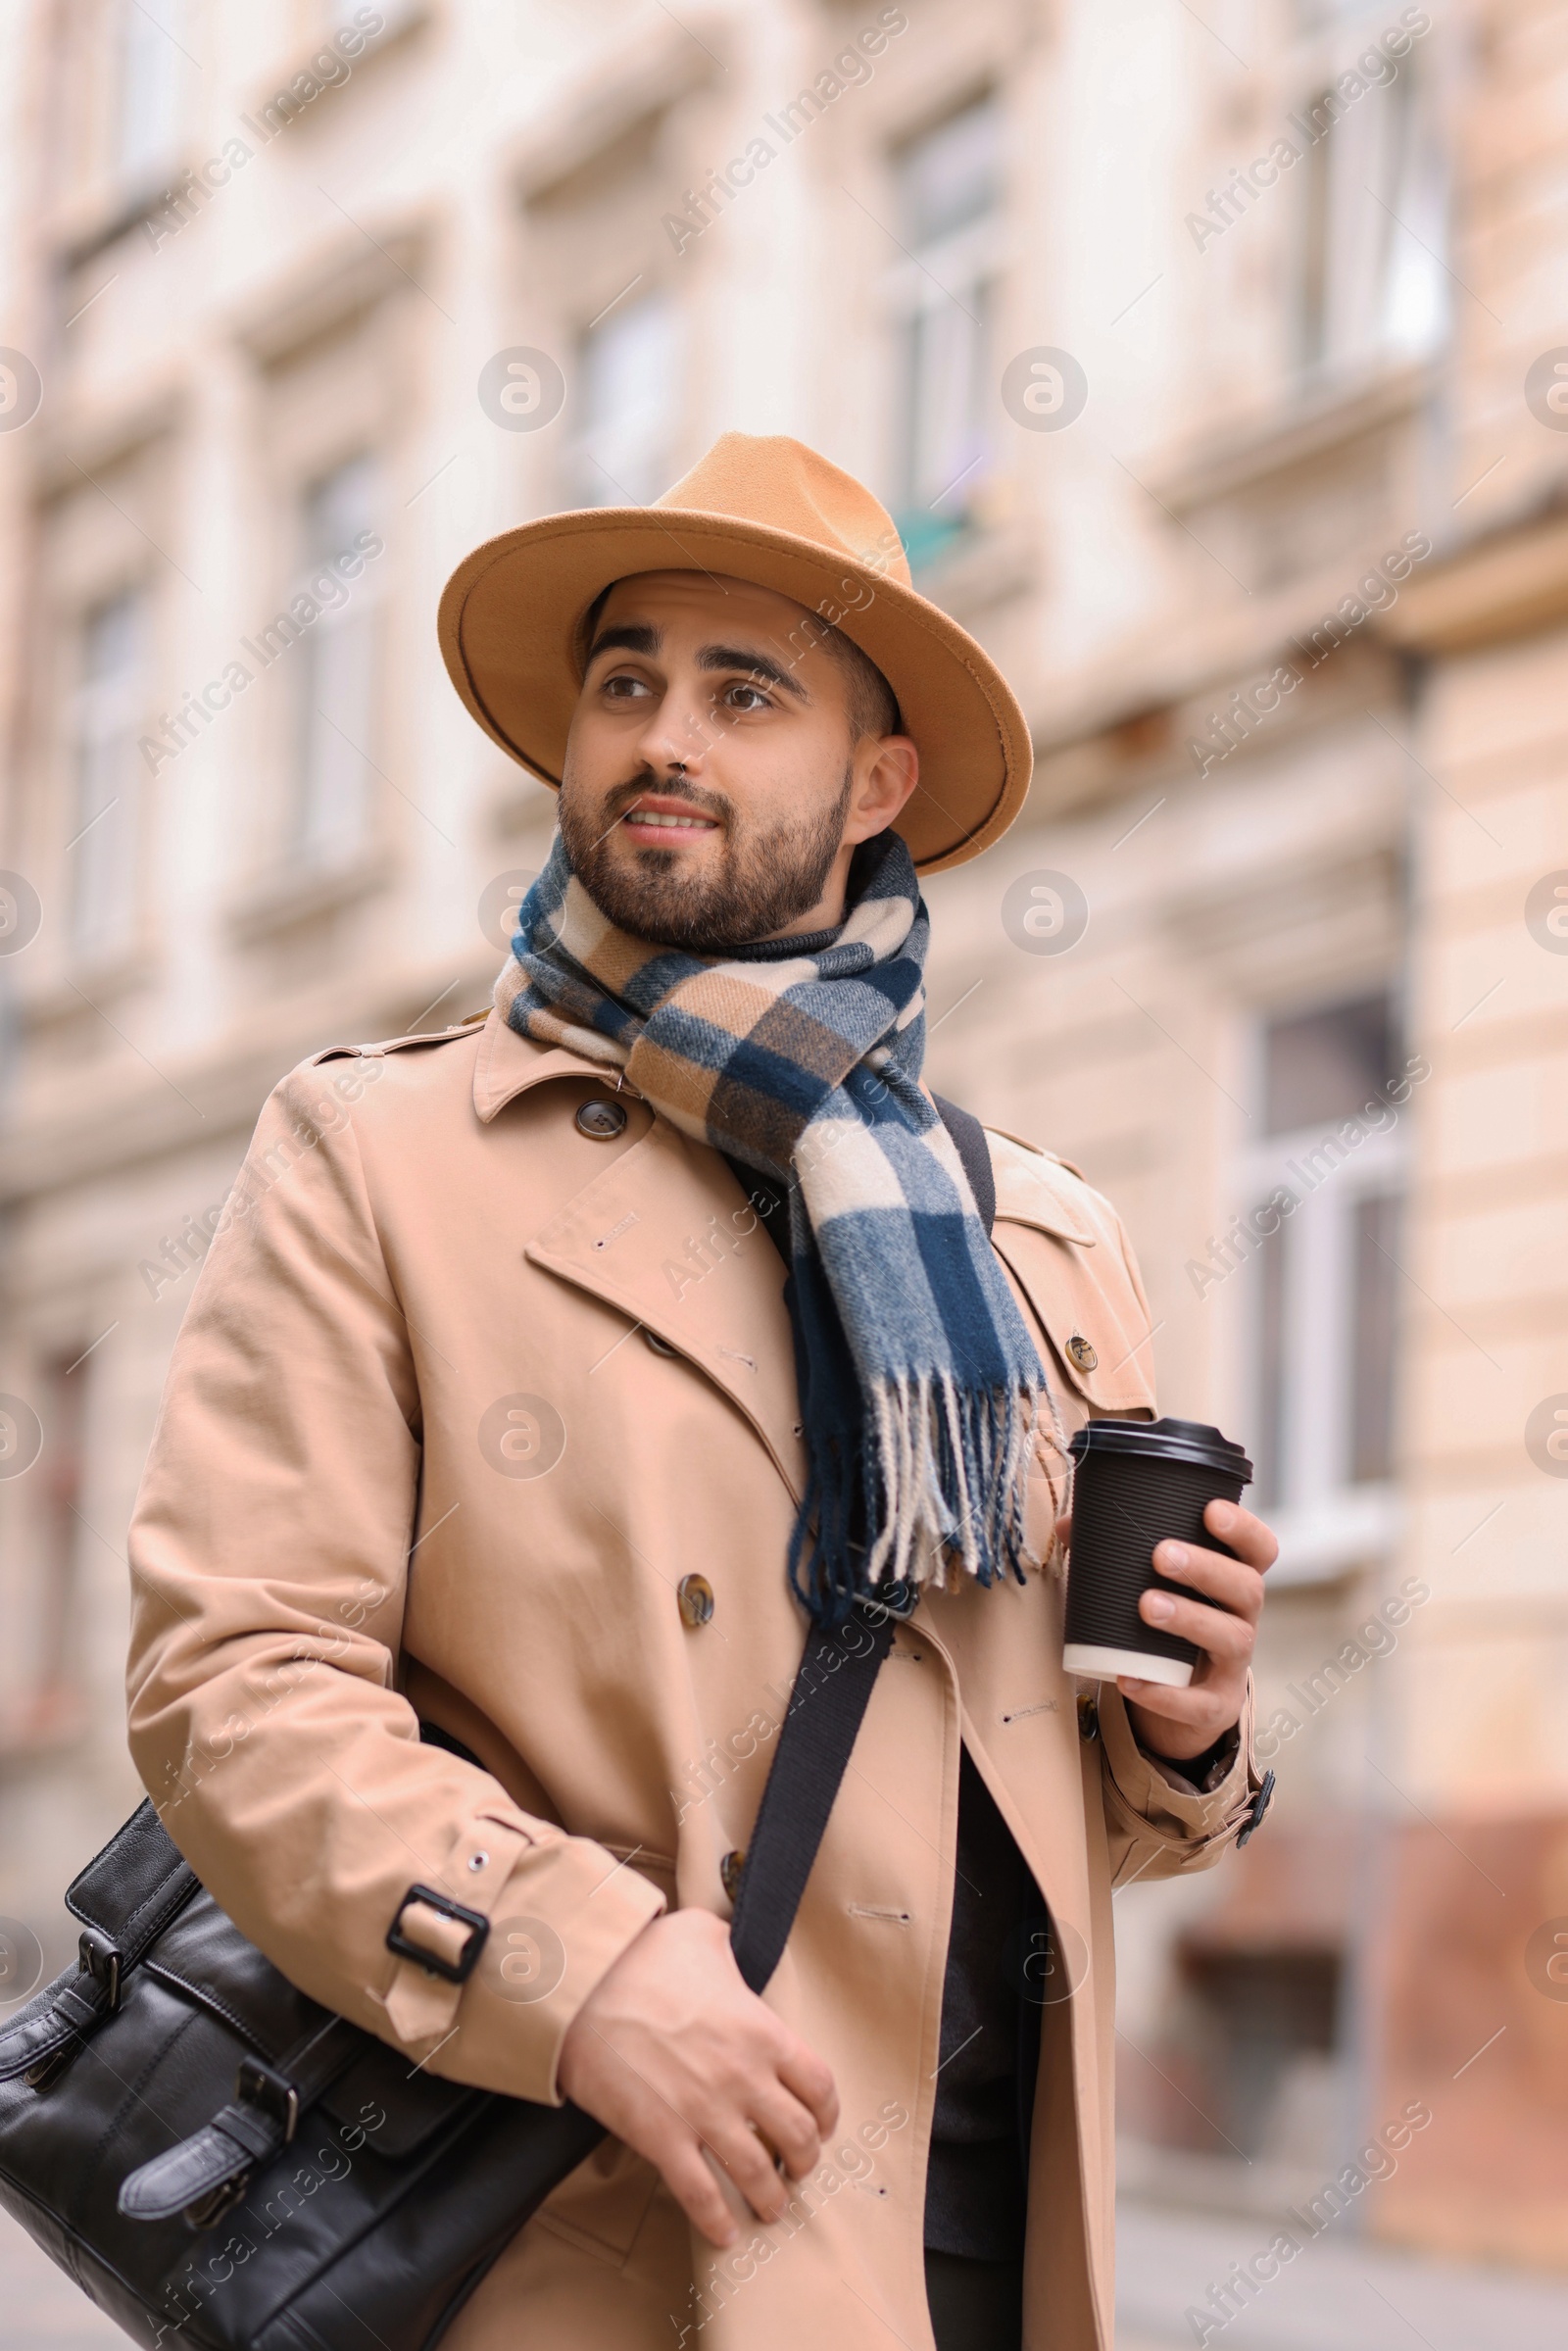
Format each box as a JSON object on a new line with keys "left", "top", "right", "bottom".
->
{"left": 565, "top": 292, "right": 680, "bottom": 509}
{"left": 292, "top": 456, "right": 382, "bottom": 870}
{"left": 1288, "top": 20, "right": 1446, "bottom": 376}
{"left": 113, "top": 0, "right": 187, "bottom": 193}
{"left": 887, "top": 95, "right": 1001, "bottom": 568}
{"left": 69, "top": 588, "right": 147, "bottom": 959}
{"left": 1237, "top": 994, "right": 1407, "bottom": 1576}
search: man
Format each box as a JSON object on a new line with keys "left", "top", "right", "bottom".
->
{"left": 126, "top": 435, "right": 1275, "bottom": 2351}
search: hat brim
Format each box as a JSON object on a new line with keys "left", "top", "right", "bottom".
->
{"left": 437, "top": 506, "right": 1032, "bottom": 875}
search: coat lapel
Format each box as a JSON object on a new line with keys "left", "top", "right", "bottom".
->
{"left": 524, "top": 1113, "right": 808, "bottom": 1498}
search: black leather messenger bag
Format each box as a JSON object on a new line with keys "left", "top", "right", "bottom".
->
{"left": 0, "top": 1597, "right": 902, "bottom": 2351}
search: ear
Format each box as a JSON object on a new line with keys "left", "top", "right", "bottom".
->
{"left": 843, "top": 735, "right": 919, "bottom": 845}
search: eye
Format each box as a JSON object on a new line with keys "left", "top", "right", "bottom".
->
{"left": 723, "top": 680, "right": 772, "bottom": 712}
{"left": 600, "top": 670, "right": 653, "bottom": 701}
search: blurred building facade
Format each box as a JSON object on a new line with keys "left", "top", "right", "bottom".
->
{"left": 0, "top": 0, "right": 1563, "bottom": 2278}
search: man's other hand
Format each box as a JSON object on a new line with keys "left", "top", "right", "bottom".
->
{"left": 1056, "top": 1495, "right": 1278, "bottom": 1764}
{"left": 557, "top": 1906, "right": 839, "bottom": 2247}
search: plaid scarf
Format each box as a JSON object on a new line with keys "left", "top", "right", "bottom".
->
{"left": 497, "top": 828, "right": 1047, "bottom": 1625}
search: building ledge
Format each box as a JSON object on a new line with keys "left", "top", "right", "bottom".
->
{"left": 1148, "top": 360, "right": 1432, "bottom": 518}
{"left": 225, "top": 849, "right": 394, "bottom": 947}
{"left": 1376, "top": 495, "right": 1568, "bottom": 656}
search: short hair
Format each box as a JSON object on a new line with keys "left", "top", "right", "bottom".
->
{"left": 806, "top": 612, "right": 903, "bottom": 743}
{"left": 576, "top": 583, "right": 903, "bottom": 744}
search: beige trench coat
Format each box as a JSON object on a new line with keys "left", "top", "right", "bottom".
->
{"left": 125, "top": 1008, "right": 1262, "bottom": 2351}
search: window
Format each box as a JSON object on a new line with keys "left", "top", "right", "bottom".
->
{"left": 69, "top": 588, "right": 147, "bottom": 959}
{"left": 1236, "top": 994, "right": 1407, "bottom": 1566}
{"left": 15, "top": 1352, "right": 89, "bottom": 1749}
{"left": 565, "top": 292, "right": 680, "bottom": 509}
{"left": 292, "top": 456, "right": 382, "bottom": 870}
{"left": 1288, "top": 22, "right": 1446, "bottom": 377}
{"left": 887, "top": 95, "right": 1001, "bottom": 569}
{"left": 113, "top": 0, "right": 187, "bottom": 194}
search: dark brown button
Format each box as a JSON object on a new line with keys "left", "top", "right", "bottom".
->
{"left": 720, "top": 1848, "right": 746, "bottom": 1901}
{"left": 676, "top": 1573, "right": 714, "bottom": 1629}
{"left": 1066, "top": 1333, "right": 1099, "bottom": 1373}
{"left": 575, "top": 1098, "right": 627, "bottom": 1140}
{"left": 644, "top": 1328, "right": 678, "bottom": 1357}
{"left": 1077, "top": 1694, "right": 1100, "bottom": 1743}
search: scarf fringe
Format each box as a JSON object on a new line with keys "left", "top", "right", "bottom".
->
{"left": 789, "top": 1371, "right": 1054, "bottom": 1628}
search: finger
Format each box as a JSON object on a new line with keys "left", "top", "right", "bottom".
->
{"left": 1054, "top": 1511, "right": 1073, "bottom": 1546}
{"left": 1152, "top": 1540, "right": 1264, "bottom": 1620}
{"left": 662, "top": 2142, "right": 743, "bottom": 2248}
{"left": 1203, "top": 1497, "right": 1278, "bottom": 1571}
{"left": 775, "top": 2038, "right": 838, "bottom": 2138}
{"left": 1116, "top": 1680, "right": 1243, "bottom": 1739}
{"left": 707, "top": 2119, "right": 794, "bottom": 2224}
{"left": 1140, "top": 1588, "right": 1255, "bottom": 1661}
{"left": 749, "top": 2082, "right": 823, "bottom": 2181}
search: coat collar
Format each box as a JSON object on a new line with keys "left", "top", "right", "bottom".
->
{"left": 472, "top": 1005, "right": 638, "bottom": 1122}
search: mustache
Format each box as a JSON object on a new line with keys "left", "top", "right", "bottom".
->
{"left": 606, "top": 770, "right": 732, "bottom": 825}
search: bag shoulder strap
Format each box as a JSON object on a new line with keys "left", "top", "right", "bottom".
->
{"left": 727, "top": 1603, "right": 898, "bottom": 1995}
{"left": 728, "top": 1100, "right": 991, "bottom": 1992}
{"left": 932, "top": 1093, "right": 996, "bottom": 1236}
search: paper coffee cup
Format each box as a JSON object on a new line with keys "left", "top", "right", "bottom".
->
{"left": 1062, "top": 1417, "right": 1252, "bottom": 1687}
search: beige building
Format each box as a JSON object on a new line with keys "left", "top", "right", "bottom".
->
{"left": 0, "top": 0, "right": 1563, "bottom": 2304}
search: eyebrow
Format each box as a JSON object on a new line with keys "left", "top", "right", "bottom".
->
{"left": 585, "top": 622, "right": 660, "bottom": 664}
{"left": 699, "top": 643, "right": 808, "bottom": 702}
{"left": 584, "top": 622, "right": 809, "bottom": 704}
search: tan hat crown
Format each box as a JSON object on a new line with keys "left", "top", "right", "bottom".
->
{"left": 653, "top": 433, "right": 915, "bottom": 591}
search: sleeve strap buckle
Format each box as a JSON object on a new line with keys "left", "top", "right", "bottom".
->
{"left": 385, "top": 1884, "right": 490, "bottom": 1984}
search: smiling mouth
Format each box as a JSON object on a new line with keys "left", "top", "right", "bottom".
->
{"left": 622, "top": 810, "right": 718, "bottom": 830}
{"left": 617, "top": 795, "right": 722, "bottom": 838}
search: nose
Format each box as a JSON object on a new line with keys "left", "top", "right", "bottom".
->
{"left": 632, "top": 686, "right": 712, "bottom": 783}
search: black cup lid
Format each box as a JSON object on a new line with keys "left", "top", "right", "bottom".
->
{"left": 1068, "top": 1415, "right": 1253, "bottom": 1485}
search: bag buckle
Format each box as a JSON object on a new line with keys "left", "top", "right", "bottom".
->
{"left": 857, "top": 1579, "right": 920, "bottom": 1626}
{"left": 386, "top": 1885, "right": 490, "bottom": 1984}
{"left": 235, "top": 2055, "right": 299, "bottom": 2144}
{"left": 78, "top": 1927, "right": 122, "bottom": 2015}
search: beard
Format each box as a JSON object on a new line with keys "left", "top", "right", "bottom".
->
{"left": 557, "top": 763, "right": 855, "bottom": 952}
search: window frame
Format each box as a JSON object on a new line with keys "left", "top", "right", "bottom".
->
{"left": 561, "top": 287, "right": 683, "bottom": 512}
{"left": 881, "top": 90, "right": 1004, "bottom": 568}
{"left": 1278, "top": 3, "right": 1449, "bottom": 386}
{"left": 65, "top": 581, "right": 151, "bottom": 966}
{"left": 287, "top": 451, "right": 386, "bottom": 876}
{"left": 1227, "top": 994, "right": 1410, "bottom": 1584}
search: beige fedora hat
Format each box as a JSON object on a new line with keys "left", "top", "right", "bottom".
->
{"left": 437, "top": 432, "right": 1031, "bottom": 875}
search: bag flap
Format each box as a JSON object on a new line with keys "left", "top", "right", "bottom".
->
{"left": 143, "top": 1891, "right": 329, "bottom": 2056}
{"left": 66, "top": 1798, "right": 198, "bottom": 1952}
{"left": 317, "top": 2039, "right": 481, "bottom": 2158}
{"left": 146, "top": 1894, "right": 483, "bottom": 2158}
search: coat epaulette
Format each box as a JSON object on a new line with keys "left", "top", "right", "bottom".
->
{"left": 308, "top": 1010, "right": 490, "bottom": 1065}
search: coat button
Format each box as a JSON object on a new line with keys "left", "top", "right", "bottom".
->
{"left": 676, "top": 1574, "right": 714, "bottom": 1629}
{"left": 1077, "top": 1694, "right": 1100, "bottom": 1743}
{"left": 575, "top": 1098, "right": 628, "bottom": 1140}
{"left": 1066, "top": 1333, "right": 1099, "bottom": 1373}
{"left": 720, "top": 1848, "right": 746, "bottom": 1902}
{"left": 644, "top": 1328, "right": 678, "bottom": 1357}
